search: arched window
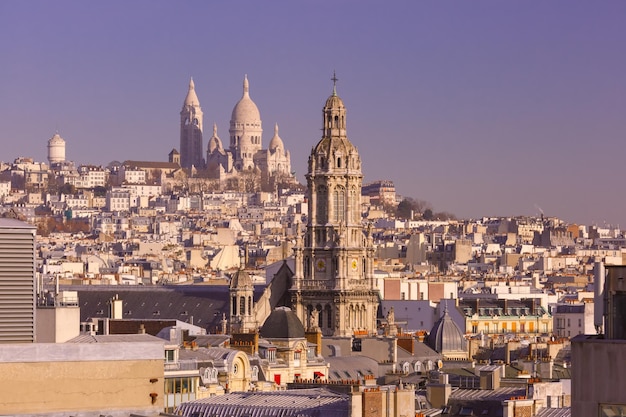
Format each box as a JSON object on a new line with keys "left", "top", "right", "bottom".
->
{"left": 333, "top": 187, "right": 345, "bottom": 222}
{"left": 350, "top": 187, "right": 358, "bottom": 222}
{"left": 232, "top": 296, "right": 237, "bottom": 315}
{"left": 325, "top": 304, "right": 332, "bottom": 328}
{"left": 317, "top": 185, "right": 327, "bottom": 223}
{"left": 239, "top": 296, "right": 245, "bottom": 315}
{"left": 402, "top": 362, "right": 410, "bottom": 374}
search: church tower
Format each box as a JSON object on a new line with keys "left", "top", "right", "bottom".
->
{"left": 180, "top": 77, "right": 204, "bottom": 169}
{"left": 229, "top": 264, "right": 256, "bottom": 333}
{"left": 290, "top": 75, "right": 379, "bottom": 337}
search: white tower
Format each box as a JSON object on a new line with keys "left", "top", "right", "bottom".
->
{"left": 180, "top": 77, "right": 204, "bottom": 169}
{"left": 229, "top": 75, "right": 263, "bottom": 171}
{"left": 47, "top": 132, "right": 66, "bottom": 165}
{"left": 290, "top": 74, "right": 379, "bottom": 337}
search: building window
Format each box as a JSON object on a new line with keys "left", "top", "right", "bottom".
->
{"left": 333, "top": 187, "right": 345, "bottom": 222}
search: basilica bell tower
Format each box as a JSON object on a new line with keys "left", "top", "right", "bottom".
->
{"left": 180, "top": 77, "right": 204, "bottom": 169}
{"left": 290, "top": 74, "right": 379, "bottom": 337}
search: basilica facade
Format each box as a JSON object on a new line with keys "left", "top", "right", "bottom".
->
{"left": 178, "top": 76, "right": 293, "bottom": 190}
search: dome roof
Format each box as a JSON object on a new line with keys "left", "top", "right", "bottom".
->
{"left": 229, "top": 268, "right": 252, "bottom": 289}
{"left": 260, "top": 307, "right": 305, "bottom": 339}
{"left": 48, "top": 133, "right": 65, "bottom": 145}
{"left": 183, "top": 77, "right": 200, "bottom": 107}
{"left": 268, "top": 123, "right": 284, "bottom": 152}
{"left": 312, "top": 136, "right": 357, "bottom": 157}
{"left": 324, "top": 93, "right": 345, "bottom": 111}
{"left": 208, "top": 123, "right": 224, "bottom": 153}
{"left": 426, "top": 307, "right": 467, "bottom": 354}
{"left": 231, "top": 75, "right": 260, "bottom": 122}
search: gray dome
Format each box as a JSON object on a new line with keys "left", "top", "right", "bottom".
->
{"left": 260, "top": 307, "right": 305, "bottom": 339}
{"left": 229, "top": 269, "right": 252, "bottom": 289}
{"left": 427, "top": 307, "right": 466, "bottom": 354}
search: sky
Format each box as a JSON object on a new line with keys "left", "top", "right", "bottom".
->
{"left": 1, "top": 1, "right": 625, "bottom": 228}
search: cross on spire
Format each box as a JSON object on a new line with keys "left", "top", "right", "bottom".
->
{"left": 331, "top": 71, "right": 338, "bottom": 96}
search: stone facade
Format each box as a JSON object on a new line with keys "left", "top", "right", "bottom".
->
{"left": 290, "top": 77, "right": 379, "bottom": 337}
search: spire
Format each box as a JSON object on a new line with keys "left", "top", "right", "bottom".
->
{"left": 331, "top": 70, "right": 338, "bottom": 96}
{"left": 189, "top": 77, "right": 195, "bottom": 90}
{"left": 243, "top": 74, "right": 249, "bottom": 97}
{"left": 274, "top": 123, "right": 279, "bottom": 135}
{"left": 213, "top": 122, "right": 218, "bottom": 136}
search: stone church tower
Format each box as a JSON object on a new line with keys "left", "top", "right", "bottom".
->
{"left": 290, "top": 76, "right": 379, "bottom": 337}
{"left": 180, "top": 78, "right": 204, "bottom": 169}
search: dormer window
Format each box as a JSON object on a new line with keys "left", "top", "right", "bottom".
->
{"left": 337, "top": 157, "right": 341, "bottom": 168}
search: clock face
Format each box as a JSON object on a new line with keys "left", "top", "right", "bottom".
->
{"left": 316, "top": 259, "right": 326, "bottom": 272}
{"left": 351, "top": 259, "right": 358, "bottom": 271}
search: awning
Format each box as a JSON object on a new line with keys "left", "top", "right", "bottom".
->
{"left": 314, "top": 371, "right": 324, "bottom": 377}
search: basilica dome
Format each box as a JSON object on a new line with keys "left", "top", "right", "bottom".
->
{"left": 231, "top": 75, "right": 261, "bottom": 123}
{"left": 207, "top": 123, "right": 224, "bottom": 153}
{"left": 260, "top": 307, "right": 305, "bottom": 339}
{"left": 268, "top": 123, "right": 284, "bottom": 152}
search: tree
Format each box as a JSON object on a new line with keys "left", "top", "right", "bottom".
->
{"left": 413, "top": 199, "right": 432, "bottom": 216}
{"left": 396, "top": 199, "right": 412, "bottom": 219}
{"left": 423, "top": 208, "right": 434, "bottom": 220}
{"left": 396, "top": 197, "right": 433, "bottom": 220}
{"left": 59, "top": 183, "right": 76, "bottom": 195}
{"left": 93, "top": 186, "right": 107, "bottom": 197}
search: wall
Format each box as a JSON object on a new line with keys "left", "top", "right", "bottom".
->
{"left": 35, "top": 306, "right": 80, "bottom": 343}
{"left": 571, "top": 336, "right": 626, "bottom": 417}
{"left": 0, "top": 341, "right": 164, "bottom": 416}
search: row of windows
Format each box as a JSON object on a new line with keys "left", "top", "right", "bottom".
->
{"left": 470, "top": 322, "right": 549, "bottom": 333}
{"left": 315, "top": 187, "right": 359, "bottom": 224}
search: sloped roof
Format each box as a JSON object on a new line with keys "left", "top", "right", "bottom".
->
{"left": 75, "top": 284, "right": 265, "bottom": 332}
{"left": 176, "top": 388, "right": 349, "bottom": 417}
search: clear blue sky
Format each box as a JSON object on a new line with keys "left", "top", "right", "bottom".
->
{"left": 1, "top": 1, "right": 625, "bottom": 227}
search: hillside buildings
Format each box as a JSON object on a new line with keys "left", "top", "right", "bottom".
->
{"left": 4, "top": 73, "right": 626, "bottom": 416}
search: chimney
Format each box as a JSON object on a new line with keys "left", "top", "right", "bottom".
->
{"left": 427, "top": 373, "right": 451, "bottom": 408}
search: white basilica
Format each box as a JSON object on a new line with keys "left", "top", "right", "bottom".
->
{"left": 179, "top": 75, "right": 293, "bottom": 190}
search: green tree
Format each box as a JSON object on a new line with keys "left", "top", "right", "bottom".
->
{"left": 59, "top": 183, "right": 76, "bottom": 195}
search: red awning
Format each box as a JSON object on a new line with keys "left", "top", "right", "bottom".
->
{"left": 314, "top": 371, "right": 324, "bottom": 377}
